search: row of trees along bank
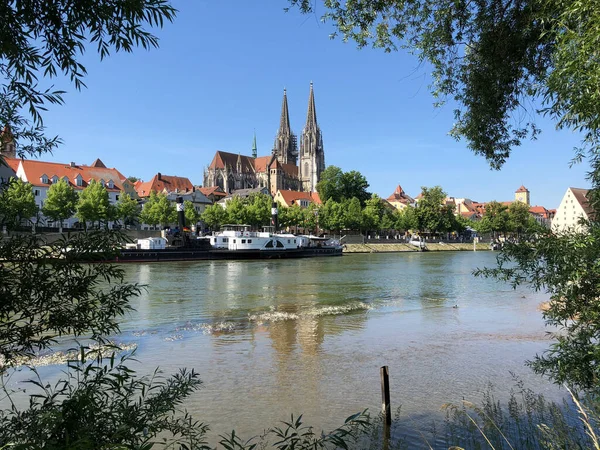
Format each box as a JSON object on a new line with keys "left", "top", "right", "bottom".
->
{"left": 0, "top": 179, "right": 204, "bottom": 232}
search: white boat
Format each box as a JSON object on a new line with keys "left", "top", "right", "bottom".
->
{"left": 209, "top": 225, "right": 300, "bottom": 251}
{"left": 408, "top": 235, "right": 427, "bottom": 250}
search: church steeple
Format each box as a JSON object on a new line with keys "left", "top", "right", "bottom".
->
{"left": 252, "top": 130, "right": 257, "bottom": 158}
{"left": 305, "top": 82, "right": 317, "bottom": 130}
{"left": 279, "top": 89, "right": 291, "bottom": 134}
{"left": 273, "top": 88, "right": 298, "bottom": 165}
{"left": 299, "top": 82, "right": 325, "bottom": 192}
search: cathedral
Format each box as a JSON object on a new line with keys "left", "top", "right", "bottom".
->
{"left": 203, "top": 83, "right": 325, "bottom": 196}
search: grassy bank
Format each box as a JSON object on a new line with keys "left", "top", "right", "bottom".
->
{"left": 343, "top": 242, "right": 491, "bottom": 253}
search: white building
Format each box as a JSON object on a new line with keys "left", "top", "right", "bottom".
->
{"left": 551, "top": 187, "right": 593, "bottom": 232}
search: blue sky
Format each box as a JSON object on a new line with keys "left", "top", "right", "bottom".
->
{"left": 39, "top": 0, "right": 589, "bottom": 208}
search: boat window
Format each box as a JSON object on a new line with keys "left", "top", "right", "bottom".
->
{"left": 276, "top": 240, "right": 285, "bottom": 248}
{"left": 233, "top": 239, "right": 236, "bottom": 243}
{"left": 293, "top": 240, "right": 296, "bottom": 243}
{"left": 248, "top": 239, "right": 252, "bottom": 243}
{"left": 223, "top": 238, "right": 228, "bottom": 243}
{"left": 242, "top": 239, "right": 246, "bottom": 244}
{"left": 265, "top": 240, "right": 274, "bottom": 248}
{"left": 288, "top": 240, "right": 291, "bottom": 243}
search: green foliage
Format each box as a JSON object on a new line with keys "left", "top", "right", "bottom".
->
{"left": 475, "top": 201, "right": 510, "bottom": 236}
{"left": 0, "top": 1, "right": 176, "bottom": 162}
{"left": 0, "top": 178, "right": 37, "bottom": 230}
{"left": 316, "top": 166, "right": 370, "bottom": 204}
{"left": 362, "top": 195, "right": 385, "bottom": 232}
{"left": 1, "top": 348, "right": 207, "bottom": 449}
{"left": 287, "top": 0, "right": 600, "bottom": 174}
{"left": 394, "top": 206, "right": 418, "bottom": 232}
{"left": 184, "top": 200, "right": 201, "bottom": 227}
{"left": 414, "top": 186, "right": 457, "bottom": 233}
{"left": 0, "top": 232, "right": 139, "bottom": 368}
{"left": 76, "top": 180, "right": 111, "bottom": 229}
{"left": 344, "top": 197, "right": 363, "bottom": 231}
{"left": 508, "top": 201, "right": 536, "bottom": 235}
{"left": 140, "top": 191, "right": 175, "bottom": 227}
{"left": 201, "top": 204, "right": 229, "bottom": 230}
{"left": 245, "top": 193, "right": 272, "bottom": 227}
{"left": 476, "top": 223, "right": 600, "bottom": 389}
{"left": 279, "top": 203, "right": 304, "bottom": 229}
{"left": 116, "top": 193, "right": 141, "bottom": 227}
{"left": 42, "top": 180, "right": 78, "bottom": 230}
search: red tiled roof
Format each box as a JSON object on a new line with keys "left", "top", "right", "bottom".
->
{"left": 529, "top": 205, "right": 548, "bottom": 216}
{"left": 515, "top": 185, "right": 529, "bottom": 193}
{"left": 387, "top": 185, "right": 414, "bottom": 204}
{"left": 209, "top": 151, "right": 255, "bottom": 173}
{"left": 4, "top": 157, "right": 20, "bottom": 172}
{"left": 254, "top": 156, "right": 271, "bottom": 173}
{"left": 277, "top": 190, "right": 322, "bottom": 206}
{"left": 199, "top": 186, "right": 227, "bottom": 198}
{"left": 17, "top": 159, "right": 125, "bottom": 191}
{"left": 280, "top": 162, "right": 298, "bottom": 178}
{"left": 135, "top": 173, "right": 194, "bottom": 198}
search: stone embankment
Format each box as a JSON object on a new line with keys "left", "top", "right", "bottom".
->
{"left": 343, "top": 242, "right": 491, "bottom": 253}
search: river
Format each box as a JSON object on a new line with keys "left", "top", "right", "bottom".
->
{"left": 6, "top": 251, "right": 563, "bottom": 446}
{"left": 114, "top": 251, "right": 561, "bottom": 444}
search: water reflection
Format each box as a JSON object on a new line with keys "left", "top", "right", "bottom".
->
{"left": 109, "top": 252, "right": 560, "bottom": 445}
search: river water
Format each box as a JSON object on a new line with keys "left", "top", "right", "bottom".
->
{"left": 112, "top": 251, "right": 561, "bottom": 444}
{"left": 6, "top": 251, "right": 563, "bottom": 446}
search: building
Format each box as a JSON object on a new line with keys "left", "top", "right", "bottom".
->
{"left": 274, "top": 189, "right": 322, "bottom": 208}
{"left": 134, "top": 173, "right": 212, "bottom": 228}
{"left": 199, "top": 186, "right": 227, "bottom": 203}
{"left": 10, "top": 157, "right": 133, "bottom": 228}
{"left": 515, "top": 185, "right": 530, "bottom": 205}
{"left": 386, "top": 185, "right": 414, "bottom": 210}
{"left": 1, "top": 126, "right": 17, "bottom": 188}
{"left": 203, "top": 83, "right": 325, "bottom": 196}
{"left": 552, "top": 187, "right": 593, "bottom": 232}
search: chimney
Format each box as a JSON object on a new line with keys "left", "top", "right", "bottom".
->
{"left": 157, "top": 172, "right": 162, "bottom": 180}
{"left": 70, "top": 162, "right": 76, "bottom": 167}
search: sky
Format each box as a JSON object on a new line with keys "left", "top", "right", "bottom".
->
{"left": 37, "top": 0, "right": 589, "bottom": 209}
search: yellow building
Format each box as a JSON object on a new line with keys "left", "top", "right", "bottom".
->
{"left": 515, "top": 185, "right": 530, "bottom": 205}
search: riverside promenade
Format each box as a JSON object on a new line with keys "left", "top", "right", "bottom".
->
{"left": 343, "top": 242, "right": 491, "bottom": 253}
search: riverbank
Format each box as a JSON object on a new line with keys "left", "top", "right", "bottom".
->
{"left": 343, "top": 242, "right": 491, "bottom": 252}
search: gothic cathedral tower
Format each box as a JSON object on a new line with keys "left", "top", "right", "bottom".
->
{"left": 299, "top": 82, "right": 325, "bottom": 192}
{"left": 272, "top": 89, "right": 298, "bottom": 165}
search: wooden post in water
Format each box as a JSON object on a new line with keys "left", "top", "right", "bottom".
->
{"left": 380, "top": 366, "right": 391, "bottom": 425}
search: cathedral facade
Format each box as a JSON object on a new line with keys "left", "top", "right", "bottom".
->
{"left": 203, "top": 83, "right": 325, "bottom": 196}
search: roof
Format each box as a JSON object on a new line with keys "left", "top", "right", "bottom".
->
{"left": 208, "top": 151, "right": 255, "bottom": 173}
{"left": 91, "top": 158, "right": 107, "bottom": 168}
{"left": 4, "top": 157, "right": 21, "bottom": 172}
{"left": 570, "top": 187, "right": 594, "bottom": 218}
{"left": 16, "top": 159, "right": 125, "bottom": 191}
{"left": 529, "top": 205, "right": 548, "bottom": 216}
{"left": 515, "top": 185, "right": 529, "bottom": 193}
{"left": 135, "top": 173, "right": 194, "bottom": 197}
{"left": 254, "top": 156, "right": 272, "bottom": 173}
{"left": 199, "top": 186, "right": 227, "bottom": 198}
{"left": 387, "top": 185, "right": 414, "bottom": 204}
{"left": 280, "top": 162, "right": 298, "bottom": 178}
{"left": 277, "top": 189, "right": 322, "bottom": 206}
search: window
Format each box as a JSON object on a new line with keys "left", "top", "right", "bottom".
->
{"left": 288, "top": 240, "right": 291, "bottom": 243}
{"left": 34, "top": 189, "right": 40, "bottom": 196}
{"left": 233, "top": 239, "right": 236, "bottom": 243}
{"left": 40, "top": 174, "right": 48, "bottom": 184}
{"left": 51, "top": 175, "right": 59, "bottom": 184}
{"left": 265, "top": 240, "right": 274, "bottom": 248}
{"left": 242, "top": 239, "right": 246, "bottom": 244}
{"left": 116, "top": 195, "right": 119, "bottom": 201}
{"left": 108, "top": 180, "right": 114, "bottom": 189}
{"left": 276, "top": 240, "right": 284, "bottom": 248}
{"left": 248, "top": 239, "right": 252, "bottom": 243}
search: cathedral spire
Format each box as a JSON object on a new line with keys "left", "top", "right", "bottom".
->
{"left": 305, "top": 81, "right": 318, "bottom": 130}
{"left": 252, "top": 130, "right": 257, "bottom": 158}
{"left": 279, "top": 88, "right": 291, "bottom": 134}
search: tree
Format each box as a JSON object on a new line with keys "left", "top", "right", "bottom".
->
{"left": 362, "top": 195, "right": 385, "bottom": 233}
{"left": 226, "top": 196, "right": 248, "bottom": 225}
{"left": 184, "top": 200, "right": 201, "bottom": 228}
{"left": 414, "top": 186, "right": 456, "bottom": 234}
{"left": 344, "top": 197, "right": 363, "bottom": 231}
{"left": 0, "top": 178, "right": 38, "bottom": 230}
{"left": 316, "top": 166, "right": 370, "bottom": 204}
{"left": 316, "top": 166, "right": 344, "bottom": 203}
{"left": 508, "top": 201, "right": 535, "bottom": 237}
{"left": 76, "top": 180, "right": 111, "bottom": 229}
{"left": 245, "top": 193, "right": 272, "bottom": 227}
{"left": 201, "top": 204, "right": 228, "bottom": 231}
{"left": 116, "top": 193, "right": 141, "bottom": 228}
{"left": 140, "top": 191, "right": 175, "bottom": 228}
{"left": 127, "top": 176, "right": 140, "bottom": 183}
{"left": 42, "top": 180, "right": 78, "bottom": 233}
{"left": 395, "top": 206, "right": 418, "bottom": 232}
{"left": 476, "top": 201, "right": 510, "bottom": 237}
